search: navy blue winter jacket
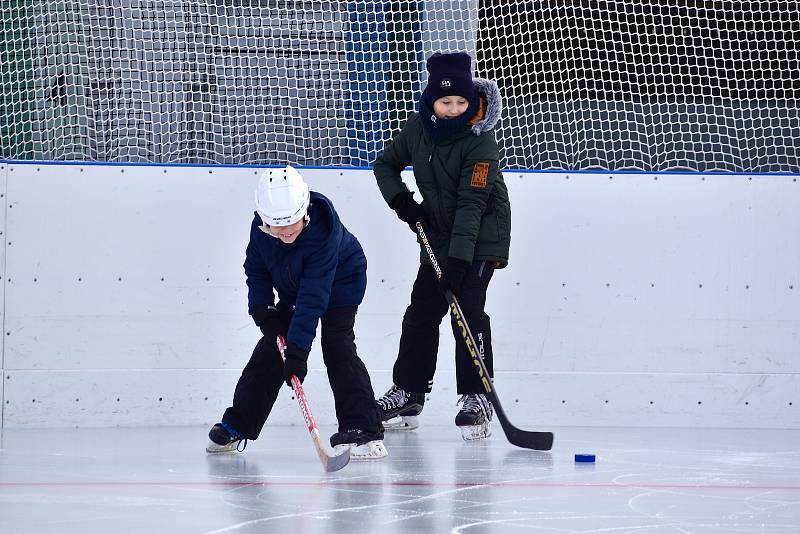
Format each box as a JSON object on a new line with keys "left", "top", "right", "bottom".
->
{"left": 244, "top": 192, "right": 367, "bottom": 352}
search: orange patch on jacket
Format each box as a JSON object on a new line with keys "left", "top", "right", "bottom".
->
{"left": 470, "top": 162, "right": 490, "bottom": 188}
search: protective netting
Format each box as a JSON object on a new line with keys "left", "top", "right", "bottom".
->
{"left": 2, "top": 1, "right": 799, "bottom": 171}
{"left": 479, "top": 1, "right": 800, "bottom": 172}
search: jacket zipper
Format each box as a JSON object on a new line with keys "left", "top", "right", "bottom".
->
{"left": 286, "top": 264, "right": 297, "bottom": 290}
{"left": 428, "top": 144, "right": 447, "bottom": 235}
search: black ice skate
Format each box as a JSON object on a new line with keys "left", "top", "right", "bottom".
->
{"left": 455, "top": 394, "right": 493, "bottom": 441}
{"left": 330, "top": 429, "right": 388, "bottom": 460}
{"left": 206, "top": 422, "right": 247, "bottom": 453}
{"left": 376, "top": 384, "right": 425, "bottom": 431}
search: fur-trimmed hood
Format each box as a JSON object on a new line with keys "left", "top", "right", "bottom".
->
{"left": 471, "top": 78, "right": 502, "bottom": 135}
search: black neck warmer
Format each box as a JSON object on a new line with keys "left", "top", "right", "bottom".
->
{"left": 418, "top": 94, "right": 480, "bottom": 145}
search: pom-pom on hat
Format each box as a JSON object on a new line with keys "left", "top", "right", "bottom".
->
{"left": 422, "top": 51, "right": 477, "bottom": 107}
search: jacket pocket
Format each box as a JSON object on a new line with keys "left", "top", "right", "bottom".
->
{"left": 477, "top": 210, "right": 501, "bottom": 244}
{"left": 496, "top": 200, "right": 510, "bottom": 240}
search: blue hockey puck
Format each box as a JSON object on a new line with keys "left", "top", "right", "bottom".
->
{"left": 575, "top": 454, "right": 596, "bottom": 463}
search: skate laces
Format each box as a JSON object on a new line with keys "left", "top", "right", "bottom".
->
{"left": 457, "top": 394, "right": 493, "bottom": 421}
{"left": 377, "top": 385, "right": 409, "bottom": 411}
{"left": 220, "top": 422, "right": 248, "bottom": 451}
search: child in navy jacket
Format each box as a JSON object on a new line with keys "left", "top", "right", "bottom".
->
{"left": 207, "top": 166, "right": 386, "bottom": 460}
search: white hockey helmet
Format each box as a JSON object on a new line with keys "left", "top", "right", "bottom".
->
{"left": 254, "top": 165, "right": 310, "bottom": 228}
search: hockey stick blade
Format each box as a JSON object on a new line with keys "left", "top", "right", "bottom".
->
{"left": 416, "top": 222, "right": 554, "bottom": 451}
{"left": 320, "top": 434, "right": 351, "bottom": 472}
{"left": 277, "top": 335, "right": 351, "bottom": 472}
{"left": 487, "top": 388, "right": 554, "bottom": 450}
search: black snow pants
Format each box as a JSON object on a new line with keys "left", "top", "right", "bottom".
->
{"left": 392, "top": 261, "right": 495, "bottom": 394}
{"left": 222, "top": 306, "right": 382, "bottom": 440}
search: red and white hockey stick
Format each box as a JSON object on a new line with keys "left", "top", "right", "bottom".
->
{"left": 276, "top": 335, "right": 350, "bottom": 472}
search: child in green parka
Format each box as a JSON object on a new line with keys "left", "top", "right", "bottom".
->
{"left": 373, "top": 51, "right": 511, "bottom": 441}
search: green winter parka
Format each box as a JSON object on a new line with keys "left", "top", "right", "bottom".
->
{"left": 374, "top": 78, "right": 511, "bottom": 268}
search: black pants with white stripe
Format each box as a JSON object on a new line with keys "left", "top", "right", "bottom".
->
{"left": 392, "top": 261, "right": 495, "bottom": 395}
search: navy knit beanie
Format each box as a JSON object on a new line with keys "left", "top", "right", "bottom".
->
{"left": 422, "top": 51, "right": 477, "bottom": 107}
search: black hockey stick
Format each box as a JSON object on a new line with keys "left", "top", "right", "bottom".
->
{"left": 416, "top": 222, "right": 554, "bottom": 451}
{"left": 277, "top": 335, "right": 351, "bottom": 472}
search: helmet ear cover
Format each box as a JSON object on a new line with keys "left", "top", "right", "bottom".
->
{"left": 254, "top": 165, "right": 310, "bottom": 228}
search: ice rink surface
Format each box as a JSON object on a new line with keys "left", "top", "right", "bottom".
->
{"left": 1, "top": 425, "right": 798, "bottom": 533}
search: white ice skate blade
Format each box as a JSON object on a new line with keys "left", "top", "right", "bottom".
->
{"left": 333, "top": 440, "right": 388, "bottom": 460}
{"left": 205, "top": 440, "right": 240, "bottom": 453}
{"left": 382, "top": 415, "right": 419, "bottom": 431}
{"left": 459, "top": 424, "right": 491, "bottom": 441}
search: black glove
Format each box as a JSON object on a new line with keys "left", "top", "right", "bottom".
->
{"left": 250, "top": 304, "right": 283, "bottom": 337}
{"left": 283, "top": 343, "right": 309, "bottom": 387}
{"left": 439, "top": 257, "right": 470, "bottom": 297}
{"left": 389, "top": 191, "right": 426, "bottom": 233}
